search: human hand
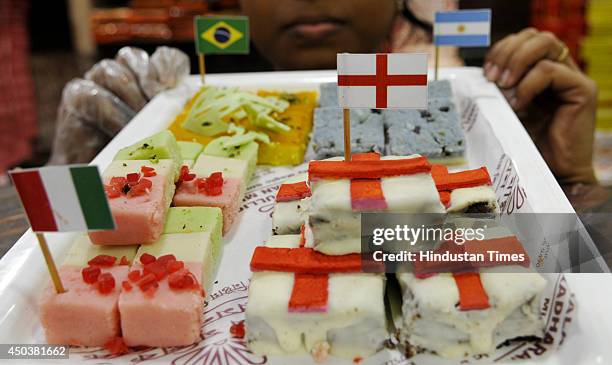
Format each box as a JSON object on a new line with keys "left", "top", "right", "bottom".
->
{"left": 484, "top": 28, "right": 598, "bottom": 184}
{"left": 49, "top": 47, "right": 190, "bottom": 165}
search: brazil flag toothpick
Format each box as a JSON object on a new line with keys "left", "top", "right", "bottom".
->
{"left": 194, "top": 15, "right": 250, "bottom": 84}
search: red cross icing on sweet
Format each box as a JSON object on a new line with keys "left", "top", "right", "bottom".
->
{"left": 350, "top": 152, "right": 387, "bottom": 211}
{"left": 337, "top": 54, "right": 428, "bottom": 108}
{"left": 276, "top": 181, "right": 311, "bottom": 202}
{"left": 309, "top": 152, "right": 432, "bottom": 211}
{"left": 250, "top": 245, "right": 365, "bottom": 312}
{"left": 431, "top": 164, "right": 492, "bottom": 208}
{"left": 426, "top": 164, "right": 531, "bottom": 310}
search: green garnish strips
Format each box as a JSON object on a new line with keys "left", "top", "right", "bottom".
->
{"left": 182, "top": 85, "right": 291, "bottom": 137}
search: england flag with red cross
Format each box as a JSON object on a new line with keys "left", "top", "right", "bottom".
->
{"left": 337, "top": 53, "right": 428, "bottom": 109}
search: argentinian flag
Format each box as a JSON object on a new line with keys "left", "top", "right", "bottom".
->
{"left": 434, "top": 9, "right": 491, "bottom": 47}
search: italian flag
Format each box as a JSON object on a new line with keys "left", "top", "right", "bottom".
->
{"left": 10, "top": 165, "right": 115, "bottom": 232}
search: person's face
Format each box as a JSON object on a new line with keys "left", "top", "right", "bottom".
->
{"left": 240, "top": 0, "right": 397, "bottom": 70}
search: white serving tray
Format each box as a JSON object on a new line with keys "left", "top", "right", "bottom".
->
{"left": 0, "top": 69, "right": 610, "bottom": 365}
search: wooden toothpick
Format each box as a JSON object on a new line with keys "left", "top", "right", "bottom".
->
{"left": 36, "top": 233, "right": 65, "bottom": 294}
{"left": 343, "top": 108, "right": 351, "bottom": 161}
{"left": 198, "top": 53, "right": 206, "bottom": 85}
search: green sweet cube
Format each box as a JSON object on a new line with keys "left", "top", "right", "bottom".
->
{"left": 163, "top": 207, "right": 223, "bottom": 275}
{"left": 177, "top": 141, "right": 204, "bottom": 161}
{"left": 113, "top": 130, "right": 182, "bottom": 178}
{"left": 203, "top": 136, "right": 258, "bottom": 183}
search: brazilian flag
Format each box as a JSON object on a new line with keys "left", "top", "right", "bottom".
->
{"left": 194, "top": 16, "right": 249, "bottom": 54}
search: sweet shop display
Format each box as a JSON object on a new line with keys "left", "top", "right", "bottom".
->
{"left": 27, "top": 74, "right": 570, "bottom": 364}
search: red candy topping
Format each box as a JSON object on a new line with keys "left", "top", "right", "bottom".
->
{"left": 119, "top": 256, "right": 130, "bottom": 266}
{"left": 195, "top": 172, "right": 224, "bottom": 196}
{"left": 82, "top": 266, "right": 101, "bottom": 284}
{"left": 105, "top": 169, "right": 154, "bottom": 199}
{"left": 229, "top": 320, "right": 246, "bottom": 338}
{"left": 143, "top": 260, "right": 168, "bottom": 280}
{"left": 110, "top": 176, "right": 127, "bottom": 186}
{"left": 168, "top": 269, "right": 199, "bottom": 290}
{"left": 121, "top": 254, "right": 199, "bottom": 295}
{"left": 104, "top": 185, "right": 121, "bottom": 199}
{"left": 139, "top": 253, "right": 156, "bottom": 265}
{"left": 141, "top": 165, "right": 157, "bottom": 177}
{"left": 126, "top": 173, "right": 140, "bottom": 183}
{"left": 157, "top": 254, "right": 177, "bottom": 266}
{"left": 177, "top": 165, "right": 196, "bottom": 186}
{"left": 104, "top": 336, "right": 129, "bottom": 356}
{"left": 88, "top": 255, "right": 117, "bottom": 267}
{"left": 128, "top": 270, "right": 141, "bottom": 282}
{"left": 167, "top": 260, "right": 184, "bottom": 273}
{"left": 122, "top": 281, "right": 132, "bottom": 291}
{"left": 137, "top": 273, "right": 158, "bottom": 292}
{"left": 97, "top": 272, "right": 116, "bottom": 294}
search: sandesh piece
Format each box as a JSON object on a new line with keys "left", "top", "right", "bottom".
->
{"left": 272, "top": 173, "right": 310, "bottom": 235}
{"left": 89, "top": 159, "right": 176, "bottom": 245}
{"left": 114, "top": 130, "right": 183, "bottom": 175}
{"left": 40, "top": 235, "right": 138, "bottom": 346}
{"left": 383, "top": 99, "right": 465, "bottom": 164}
{"left": 168, "top": 88, "right": 316, "bottom": 166}
{"left": 163, "top": 206, "right": 223, "bottom": 282}
{"left": 431, "top": 164, "right": 498, "bottom": 213}
{"left": 118, "top": 229, "right": 213, "bottom": 347}
{"left": 312, "top": 108, "right": 385, "bottom": 159}
{"left": 308, "top": 153, "right": 445, "bottom": 255}
{"left": 396, "top": 268, "right": 547, "bottom": 358}
{"left": 246, "top": 235, "right": 387, "bottom": 360}
{"left": 173, "top": 154, "right": 249, "bottom": 234}
{"left": 204, "top": 135, "right": 259, "bottom": 181}
{"left": 177, "top": 140, "right": 204, "bottom": 168}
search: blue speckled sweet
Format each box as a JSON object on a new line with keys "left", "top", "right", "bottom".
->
{"left": 428, "top": 80, "right": 453, "bottom": 100}
{"left": 312, "top": 108, "right": 385, "bottom": 159}
{"left": 315, "top": 81, "right": 465, "bottom": 161}
{"left": 383, "top": 98, "right": 465, "bottom": 159}
{"left": 318, "top": 82, "right": 339, "bottom": 108}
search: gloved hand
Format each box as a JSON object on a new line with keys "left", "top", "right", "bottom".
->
{"left": 49, "top": 46, "right": 190, "bottom": 165}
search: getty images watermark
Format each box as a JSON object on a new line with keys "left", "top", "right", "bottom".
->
{"left": 369, "top": 223, "right": 528, "bottom": 265}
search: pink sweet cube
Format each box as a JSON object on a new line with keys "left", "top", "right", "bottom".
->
{"left": 118, "top": 262, "right": 204, "bottom": 347}
{"left": 40, "top": 265, "right": 128, "bottom": 346}
{"left": 89, "top": 161, "right": 175, "bottom": 245}
{"left": 173, "top": 178, "right": 241, "bottom": 235}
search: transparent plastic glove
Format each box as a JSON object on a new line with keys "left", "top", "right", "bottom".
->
{"left": 116, "top": 46, "right": 189, "bottom": 100}
{"left": 48, "top": 79, "right": 135, "bottom": 164}
{"left": 85, "top": 59, "right": 148, "bottom": 112}
{"left": 48, "top": 105, "right": 111, "bottom": 165}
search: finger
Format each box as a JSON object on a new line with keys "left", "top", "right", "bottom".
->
{"left": 500, "top": 32, "right": 563, "bottom": 88}
{"left": 485, "top": 28, "right": 538, "bottom": 83}
{"left": 511, "top": 60, "right": 597, "bottom": 111}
